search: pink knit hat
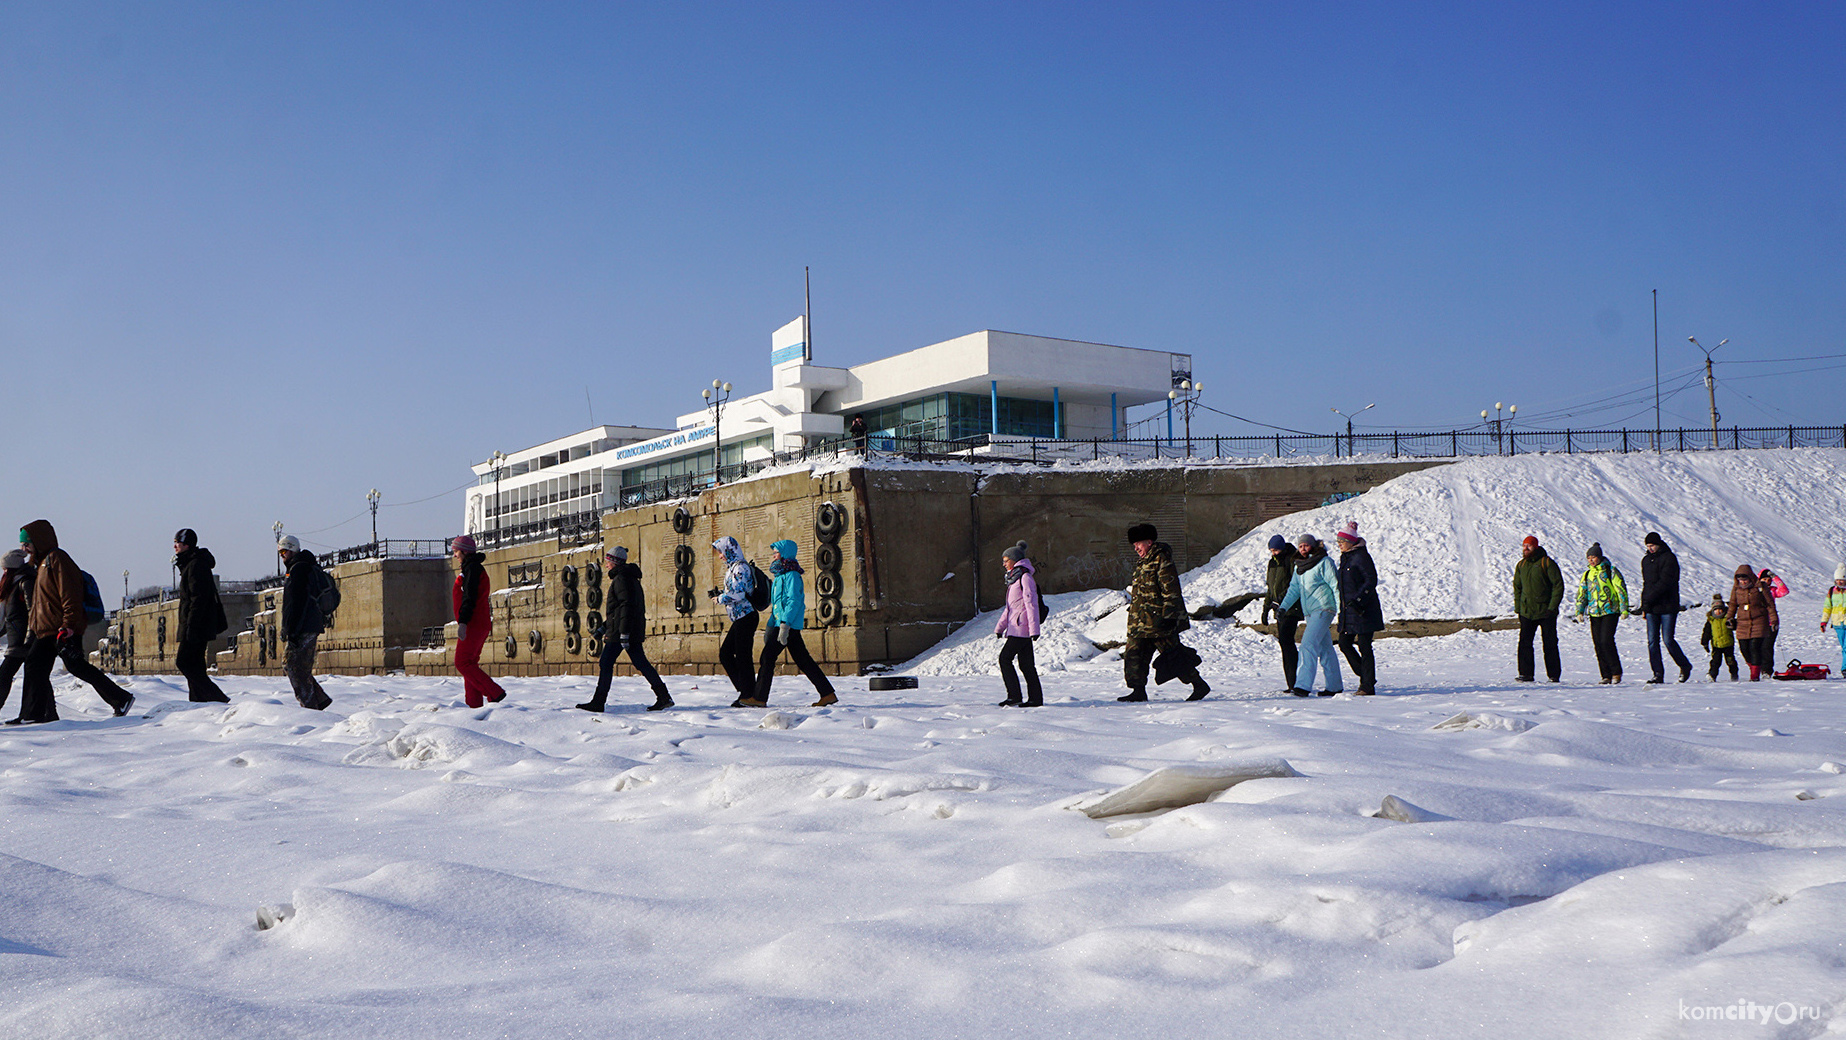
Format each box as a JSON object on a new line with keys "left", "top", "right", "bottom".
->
{"left": 1335, "top": 521, "right": 1360, "bottom": 544}
{"left": 451, "top": 535, "right": 478, "bottom": 555}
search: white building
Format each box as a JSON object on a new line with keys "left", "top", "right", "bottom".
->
{"left": 463, "top": 321, "right": 1189, "bottom": 537}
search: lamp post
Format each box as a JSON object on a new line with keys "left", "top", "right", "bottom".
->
{"left": 1480, "top": 402, "right": 1515, "bottom": 455}
{"left": 701, "top": 379, "right": 732, "bottom": 485}
{"left": 1689, "top": 336, "right": 1728, "bottom": 447}
{"left": 271, "top": 520, "right": 284, "bottom": 575}
{"left": 1331, "top": 403, "right": 1374, "bottom": 458}
{"left": 489, "top": 451, "right": 507, "bottom": 546}
{"left": 367, "top": 488, "right": 381, "bottom": 547}
{"left": 1167, "top": 380, "right": 1204, "bottom": 456}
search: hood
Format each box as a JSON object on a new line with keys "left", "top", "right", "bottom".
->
{"left": 177, "top": 546, "right": 217, "bottom": 569}
{"left": 712, "top": 536, "right": 743, "bottom": 565}
{"left": 463, "top": 552, "right": 485, "bottom": 567}
{"left": 1733, "top": 564, "right": 1757, "bottom": 581}
{"left": 771, "top": 539, "right": 798, "bottom": 561}
{"left": 2, "top": 549, "right": 25, "bottom": 570}
{"left": 20, "top": 519, "right": 56, "bottom": 556}
{"left": 1008, "top": 558, "right": 1037, "bottom": 575}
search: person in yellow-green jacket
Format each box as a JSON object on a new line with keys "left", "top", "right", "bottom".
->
{"left": 1574, "top": 542, "right": 1628, "bottom": 684}
{"left": 1822, "top": 564, "right": 1846, "bottom": 674}
{"left": 1699, "top": 594, "right": 1738, "bottom": 681}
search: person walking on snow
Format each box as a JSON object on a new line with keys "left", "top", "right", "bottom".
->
{"left": 710, "top": 536, "right": 763, "bottom": 706}
{"left": 753, "top": 539, "right": 837, "bottom": 708}
{"left": 277, "top": 535, "right": 332, "bottom": 710}
{"left": 993, "top": 541, "right": 1044, "bottom": 708}
{"left": 579, "top": 546, "right": 672, "bottom": 713}
{"left": 1279, "top": 532, "right": 1344, "bottom": 696}
{"left": 449, "top": 535, "right": 505, "bottom": 709}
{"left": 1333, "top": 521, "right": 1382, "bottom": 696}
{"left": 1512, "top": 535, "right": 1564, "bottom": 682}
{"left": 1262, "top": 535, "right": 1302, "bottom": 693}
{"left": 9, "top": 520, "right": 133, "bottom": 724}
{"left": 0, "top": 550, "right": 33, "bottom": 713}
{"left": 1118, "top": 523, "right": 1209, "bottom": 702}
{"left": 1574, "top": 542, "right": 1627, "bottom": 684}
{"left": 1637, "top": 531, "right": 1693, "bottom": 683}
{"left": 1822, "top": 565, "right": 1846, "bottom": 675}
{"left": 1700, "top": 594, "right": 1738, "bottom": 681}
{"left": 172, "top": 528, "right": 230, "bottom": 702}
{"left": 1728, "top": 564, "right": 1777, "bottom": 682}
{"left": 1756, "top": 567, "right": 1788, "bottom": 676}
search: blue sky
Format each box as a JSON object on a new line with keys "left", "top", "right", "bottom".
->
{"left": 3, "top": 2, "right": 1842, "bottom": 590}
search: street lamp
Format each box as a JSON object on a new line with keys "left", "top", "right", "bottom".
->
{"left": 1167, "top": 380, "right": 1205, "bottom": 456}
{"left": 1481, "top": 402, "right": 1516, "bottom": 454}
{"left": 701, "top": 379, "right": 732, "bottom": 485}
{"left": 1689, "top": 336, "right": 1728, "bottom": 447}
{"left": 1331, "top": 403, "right": 1375, "bottom": 458}
{"left": 271, "top": 521, "right": 284, "bottom": 575}
{"left": 489, "top": 450, "right": 508, "bottom": 546}
{"left": 367, "top": 488, "right": 381, "bottom": 547}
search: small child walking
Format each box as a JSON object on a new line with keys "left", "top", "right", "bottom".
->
{"left": 1700, "top": 594, "right": 1738, "bottom": 681}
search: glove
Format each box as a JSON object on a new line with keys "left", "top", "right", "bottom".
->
{"left": 1627, "top": 607, "right": 1641, "bottom": 616}
{"left": 56, "top": 627, "right": 73, "bottom": 643}
{"left": 457, "top": 623, "right": 468, "bottom": 641}
{"left": 619, "top": 635, "right": 630, "bottom": 650}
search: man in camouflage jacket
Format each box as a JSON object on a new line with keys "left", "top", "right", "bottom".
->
{"left": 1119, "top": 523, "right": 1209, "bottom": 702}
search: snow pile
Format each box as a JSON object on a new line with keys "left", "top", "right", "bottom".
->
{"left": 1182, "top": 447, "right": 1846, "bottom": 620}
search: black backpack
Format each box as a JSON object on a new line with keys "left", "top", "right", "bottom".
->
{"left": 1037, "top": 588, "right": 1050, "bottom": 624}
{"left": 747, "top": 562, "right": 772, "bottom": 611}
{"left": 316, "top": 568, "right": 341, "bottom": 616}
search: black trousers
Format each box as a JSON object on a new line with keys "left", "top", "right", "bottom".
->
{"left": 1737, "top": 636, "right": 1768, "bottom": 676}
{"left": 176, "top": 638, "right": 228, "bottom": 702}
{"left": 589, "top": 635, "right": 669, "bottom": 707}
{"left": 754, "top": 628, "right": 834, "bottom": 702}
{"left": 1517, "top": 614, "right": 1561, "bottom": 681}
{"left": 1588, "top": 614, "right": 1622, "bottom": 680}
{"left": 997, "top": 636, "right": 1042, "bottom": 704}
{"left": 1338, "top": 630, "right": 1377, "bottom": 692}
{"left": 1274, "top": 614, "right": 1300, "bottom": 689}
{"left": 719, "top": 612, "right": 760, "bottom": 695}
{"left": 1759, "top": 626, "right": 1778, "bottom": 674}
{"left": 1122, "top": 633, "right": 1199, "bottom": 691}
{"left": 1707, "top": 645, "right": 1738, "bottom": 679}
{"left": 285, "top": 634, "right": 331, "bottom": 710}
{"left": 16, "top": 635, "right": 131, "bottom": 720}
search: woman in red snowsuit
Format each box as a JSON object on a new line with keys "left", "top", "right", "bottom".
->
{"left": 451, "top": 536, "right": 505, "bottom": 707}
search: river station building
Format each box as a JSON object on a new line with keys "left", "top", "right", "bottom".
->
{"left": 462, "top": 324, "right": 1192, "bottom": 539}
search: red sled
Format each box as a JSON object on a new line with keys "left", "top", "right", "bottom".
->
{"left": 1772, "top": 660, "right": 1831, "bottom": 681}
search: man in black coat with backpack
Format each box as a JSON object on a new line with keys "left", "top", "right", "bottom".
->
{"left": 277, "top": 535, "right": 332, "bottom": 710}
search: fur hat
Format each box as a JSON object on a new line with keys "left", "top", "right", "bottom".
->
{"left": 606, "top": 545, "right": 628, "bottom": 562}
{"left": 277, "top": 534, "right": 301, "bottom": 553}
{"left": 451, "top": 535, "right": 477, "bottom": 555}
{"left": 1127, "top": 523, "right": 1157, "bottom": 543}
{"left": 1267, "top": 535, "right": 1289, "bottom": 552}
{"left": 173, "top": 528, "right": 198, "bottom": 547}
{"left": 1002, "top": 541, "right": 1028, "bottom": 563}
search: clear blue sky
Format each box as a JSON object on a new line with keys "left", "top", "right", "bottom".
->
{"left": 3, "top": 2, "right": 1841, "bottom": 592}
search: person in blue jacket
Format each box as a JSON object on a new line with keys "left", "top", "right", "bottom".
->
{"left": 1278, "top": 532, "right": 1345, "bottom": 696}
{"left": 752, "top": 540, "right": 837, "bottom": 707}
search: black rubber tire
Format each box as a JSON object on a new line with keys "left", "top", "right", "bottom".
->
{"left": 867, "top": 675, "right": 918, "bottom": 691}
{"left": 586, "top": 636, "right": 602, "bottom": 656}
{"left": 528, "top": 629, "right": 543, "bottom": 653}
{"left": 586, "top": 583, "right": 602, "bottom": 610}
{"left": 672, "top": 508, "right": 694, "bottom": 534}
{"left": 815, "top": 503, "right": 844, "bottom": 543}
{"left": 816, "top": 596, "right": 843, "bottom": 626}
{"left": 674, "top": 543, "right": 695, "bottom": 568}
{"left": 815, "top": 542, "right": 841, "bottom": 572}
{"left": 565, "top": 632, "right": 582, "bottom": 655}
{"left": 562, "top": 587, "right": 580, "bottom": 612}
{"left": 563, "top": 611, "right": 580, "bottom": 633}
{"left": 561, "top": 564, "right": 578, "bottom": 587}
{"left": 674, "top": 588, "right": 695, "bottom": 615}
{"left": 505, "top": 634, "right": 518, "bottom": 659}
{"left": 815, "top": 571, "right": 842, "bottom": 599}
{"left": 674, "top": 570, "right": 695, "bottom": 591}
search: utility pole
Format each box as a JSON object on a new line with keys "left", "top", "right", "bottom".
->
{"left": 1652, "top": 289, "right": 1660, "bottom": 451}
{"left": 1689, "top": 337, "right": 1728, "bottom": 447}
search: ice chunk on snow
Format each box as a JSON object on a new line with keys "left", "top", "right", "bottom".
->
{"left": 1076, "top": 760, "right": 1301, "bottom": 818}
{"left": 1373, "top": 794, "right": 1455, "bottom": 823}
{"left": 1432, "top": 711, "right": 1535, "bottom": 733}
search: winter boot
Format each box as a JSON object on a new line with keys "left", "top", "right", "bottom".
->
{"left": 1117, "top": 689, "right": 1148, "bottom": 702}
{"left": 647, "top": 694, "right": 673, "bottom": 711}
{"left": 1290, "top": 688, "right": 1312, "bottom": 697}
{"left": 1749, "top": 665, "right": 1761, "bottom": 681}
{"left": 1679, "top": 664, "right": 1692, "bottom": 683}
{"left": 811, "top": 692, "right": 838, "bottom": 707}
{"left": 576, "top": 699, "right": 607, "bottom": 713}
{"left": 1186, "top": 679, "right": 1211, "bottom": 702}
{"left": 1022, "top": 695, "right": 1043, "bottom": 707}
{"left": 998, "top": 698, "right": 1023, "bottom": 707}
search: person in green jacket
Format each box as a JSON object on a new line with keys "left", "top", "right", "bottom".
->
{"left": 1512, "top": 535, "right": 1565, "bottom": 682}
{"left": 1574, "top": 542, "right": 1628, "bottom": 684}
{"left": 1699, "top": 594, "right": 1738, "bottom": 680}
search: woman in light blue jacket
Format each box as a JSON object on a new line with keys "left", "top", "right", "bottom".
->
{"left": 752, "top": 540, "right": 838, "bottom": 707}
{"left": 1278, "top": 533, "right": 1345, "bottom": 696}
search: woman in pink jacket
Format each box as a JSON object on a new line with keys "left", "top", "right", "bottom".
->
{"left": 994, "top": 541, "right": 1043, "bottom": 707}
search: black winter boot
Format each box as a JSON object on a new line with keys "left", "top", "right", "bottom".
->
{"left": 1117, "top": 689, "right": 1147, "bottom": 702}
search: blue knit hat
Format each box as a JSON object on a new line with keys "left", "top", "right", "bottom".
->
{"left": 1267, "top": 535, "right": 1288, "bottom": 552}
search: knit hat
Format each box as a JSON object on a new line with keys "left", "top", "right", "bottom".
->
{"left": 1644, "top": 532, "right": 1663, "bottom": 548}
{"left": 1521, "top": 535, "right": 1538, "bottom": 549}
{"left": 606, "top": 545, "right": 628, "bottom": 562}
{"left": 1835, "top": 563, "right": 1846, "bottom": 581}
{"left": 1296, "top": 533, "right": 1317, "bottom": 548}
{"left": 451, "top": 535, "right": 477, "bottom": 555}
{"left": 1710, "top": 593, "right": 1724, "bottom": 605}
{"left": 1127, "top": 523, "right": 1157, "bottom": 543}
{"left": 1002, "top": 541, "right": 1028, "bottom": 563}
{"left": 173, "top": 528, "right": 198, "bottom": 547}
{"left": 1267, "top": 535, "right": 1289, "bottom": 552}
{"left": 1335, "top": 521, "right": 1360, "bottom": 544}
{"left": 1, "top": 550, "right": 22, "bottom": 570}
{"left": 277, "top": 534, "right": 300, "bottom": 552}
{"left": 1586, "top": 542, "right": 1603, "bottom": 559}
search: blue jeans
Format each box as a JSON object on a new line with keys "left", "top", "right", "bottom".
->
{"left": 1293, "top": 610, "right": 1344, "bottom": 693}
{"left": 1835, "top": 625, "right": 1846, "bottom": 671}
{"left": 1645, "top": 612, "right": 1692, "bottom": 680}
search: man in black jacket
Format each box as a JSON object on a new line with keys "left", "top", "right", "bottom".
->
{"left": 577, "top": 546, "right": 671, "bottom": 712}
{"left": 1261, "top": 536, "right": 1301, "bottom": 692}
{"left": 173, "top": 529, "right": 230, "bottom": 702}
{"left": 0, "top": 550, "right": 32, "bottom": 711}
{"left": 1639, "top": 531, "right": 1693, "bottom": 683}
{"left": 277, "top": 535, "right": 331, "bottom": 709}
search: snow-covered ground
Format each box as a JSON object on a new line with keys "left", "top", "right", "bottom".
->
{"left": 4, "top": 449, "right": 1845, "bottom": 1039}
